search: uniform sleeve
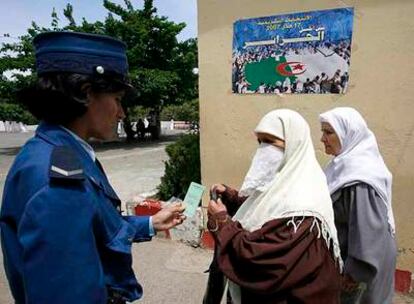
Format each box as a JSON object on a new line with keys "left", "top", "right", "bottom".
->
{"left": 343, "top": 183, "right": 389, "bottom": 284}
{"left": 17, "top": 184, "right": 108, "bottom": 304}
{"left": 122, "top": 215, "right": 153, "bottom": 240}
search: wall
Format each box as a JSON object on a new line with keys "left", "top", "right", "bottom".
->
{"left": 198, "top": 0, "right": 414, "bottom": 271}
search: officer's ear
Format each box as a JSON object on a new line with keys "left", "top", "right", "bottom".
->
{"left": 81, "top": 83, "right": 93, "bottom": 106}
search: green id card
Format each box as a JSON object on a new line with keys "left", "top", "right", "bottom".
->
{"left": 183, "top": 182, "right": 205, "bottom": 217}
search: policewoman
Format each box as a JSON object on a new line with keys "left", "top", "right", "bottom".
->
{"left": 0, "top": 32, "right": 185, "bottom": 304}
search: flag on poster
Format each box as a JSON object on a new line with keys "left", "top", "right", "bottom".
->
{"left": 232, "top": 8, "right": 354, "bottom": 94}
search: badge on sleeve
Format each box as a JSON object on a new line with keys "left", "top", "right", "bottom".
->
{"left": 49, "top": 146, "right": 85, "bottom": 180}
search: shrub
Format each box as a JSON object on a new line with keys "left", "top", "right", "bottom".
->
{"left": 128, "top": 105, "right": 149, "bottom": 121}
{"left": 160, "top": 99, "right": 199, "bottom": 122}
{"left": 157, "top": 133, "right": 201, "bottom": 200}
{"left": 0, "top": 102, "right": 37, "bottom": 124}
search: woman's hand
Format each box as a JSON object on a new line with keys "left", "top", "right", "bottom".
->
{"left": 152, "top": 203, "right": 186, "bottom": 231}
{"left": 208, "top": 198, "right": 227, "bottom": 216}
{"left": 210, "top": 184, "right": 226, "bottom": 195}
{"left": 207, "top": 198, "right": 229, "bottom": 232}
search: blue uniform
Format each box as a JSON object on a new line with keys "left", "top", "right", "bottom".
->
{"left": 1, "top": 122, "right": 151, "bottom": 304}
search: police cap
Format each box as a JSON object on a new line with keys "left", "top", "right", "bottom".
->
{"left": 33, "top": 31, "right": 129, "bottom": 82}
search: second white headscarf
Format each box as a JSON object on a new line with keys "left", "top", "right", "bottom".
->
{"left": 319, "top": 107, "right": 395, "bottom": 234}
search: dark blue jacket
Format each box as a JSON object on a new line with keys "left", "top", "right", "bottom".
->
{"left": 0, "top": 123, "right": 151, "bottom": 304}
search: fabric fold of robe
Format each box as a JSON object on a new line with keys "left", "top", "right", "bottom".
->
{"left": 332, "top": 182, "right": 396, "bottom": 304}
{"left": 212, "top": 217, "right": 341, "bottom": 304}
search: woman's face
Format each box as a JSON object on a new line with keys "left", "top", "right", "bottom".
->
{"left": 85, "top": 90, "right": 126, "bottom": 140}
{"left": 256, "top": 132, "right": 285, "bottom": 150}
{"left": 320, "top": 122, "right": 341, "bottom": 156}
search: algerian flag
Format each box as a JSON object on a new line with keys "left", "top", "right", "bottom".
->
{"left": 245, "top": 52, "right": 349, "bottom": 92}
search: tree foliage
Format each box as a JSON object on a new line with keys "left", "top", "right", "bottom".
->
{"left": 0, "top": 0, "right": 198, "bottom": 117}
{"left": 160, "top": 99, "right": 199, "bottom": 122}
{"left": 0, "top": 103, "right": 36, "bottom": 124}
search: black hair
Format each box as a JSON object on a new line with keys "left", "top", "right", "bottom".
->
{"left": 18, "top": 72, "right": 128, "bottom": 125}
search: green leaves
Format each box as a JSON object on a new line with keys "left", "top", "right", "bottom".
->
{"left": 0, "top": 0, "right": 198, "bottom": 119}
{"left": 0, "top": 103, "right": 36, "bottom": 124}
{"left": 160, "top": 99, "right": 199, "bottom": 122}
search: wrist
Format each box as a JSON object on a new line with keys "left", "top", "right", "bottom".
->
{"left": 207, "top": 211, "right": 230, "bottom": 232}
{"left": 149, "top": 216, "right": 156, "bottom": 236}
{"left": 152, "top": 213, "right": 162, "bottom": 231}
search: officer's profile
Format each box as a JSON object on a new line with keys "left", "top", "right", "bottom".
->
{"left": 0, "top": 31, "right": 186, "bottom": 304}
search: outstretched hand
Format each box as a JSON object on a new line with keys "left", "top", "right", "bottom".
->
{"left": 152, "top": 203, "right": 186, "bottom": 231}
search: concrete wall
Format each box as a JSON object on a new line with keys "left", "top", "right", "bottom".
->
{"left": 198, "top": 0, "right": 414, "bottom": 271}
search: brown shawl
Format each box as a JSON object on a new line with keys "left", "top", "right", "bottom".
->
{"left": 209, "top": 212, "right": 340, "bottom": 304}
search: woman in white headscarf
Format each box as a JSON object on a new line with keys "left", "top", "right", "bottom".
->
{"left": 206, "top": 109, "right": 342, "bottom": 304}
{"left": 319, "top": 107, "right": 396, "bottom": 304}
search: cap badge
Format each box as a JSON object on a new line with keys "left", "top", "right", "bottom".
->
{"left": 96, "top": 66, "right": 105, "bottom": 74}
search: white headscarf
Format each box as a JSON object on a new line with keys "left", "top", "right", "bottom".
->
{"left": 234, "top": 109, "right": 341, "bottom": 261}
{"left": 319, "top": 107, "right": 395, "bottom": 233}
{"left": 239, "top": 114, "right": 285, "bottom": 197}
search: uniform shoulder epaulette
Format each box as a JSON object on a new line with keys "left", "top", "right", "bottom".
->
{"left": 49, "top": 146, "right": 85, "bottom": 181}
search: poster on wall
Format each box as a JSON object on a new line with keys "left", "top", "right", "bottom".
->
{"left": 232, "top": 7, "right": 354, "bottom": 94}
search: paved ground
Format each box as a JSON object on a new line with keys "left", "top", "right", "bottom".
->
{"left": 0, "top": 130, "right": 412, "bottom": 303}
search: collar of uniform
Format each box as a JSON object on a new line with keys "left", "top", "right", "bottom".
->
{"left": 36, "top": 122, "right": 121, "bottom": 202}
{"left": 59, "top": 125, "right": 96, "bottom": 162}
{"left": 36, "top": 122, "right": 101, "bottom": 182}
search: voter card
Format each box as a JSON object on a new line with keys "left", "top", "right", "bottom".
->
{"left": 183, "top": 182, "right": 205, "bottom": 217}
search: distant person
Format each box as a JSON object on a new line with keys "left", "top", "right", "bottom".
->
{"left": 312, "top": 75, "right": 321, "bottom": 93}
{"left": 295, "top": 79, "right": 304, "bottom": 93}
{"left": 304, "top": 78, "right": 312, "bottom": 93}
{"left": 19, "top": 122, "right": 28, "bottom": 133}
{"left": 5, "top": 120, "right": 11, "bottom": 132}
{"left": 0, "top": 31, "right": 185, "bottom": 304}
{"left": 143, "top": 117, "right": 149, "bottom": 128}
{"left": 330, "top": 70, "right": 342, "bottom": 94}
{"left": 147, "top": 110, "right": 159, "bottom": 139}
{"left": 136, "top": 118, "right": 146, "bottom": 139}
{"left": 257, "top": 82, "right": 266, "bottom": 94}
{"left": 274, "top": 81, "right": 283, "bottom": 94}
{"left": 320, "top": 72, "right": 330, "bottom": 93}
{"left": 340, "top": 72, "right": 349, "bottom": 93}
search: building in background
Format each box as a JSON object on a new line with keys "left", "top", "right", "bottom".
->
{"left": 198, "top": 0, "right": 414, "bottom": 292}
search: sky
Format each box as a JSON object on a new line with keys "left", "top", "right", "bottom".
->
{"left": 0, "top": 0, "right": 197, "bottom": 42}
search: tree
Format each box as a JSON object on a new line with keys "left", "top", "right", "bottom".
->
{"left": 160, "top": 99, "right": 199, "bottom": 122}
{"left": 0, "top": 0, "right": 198, "bottom": 129}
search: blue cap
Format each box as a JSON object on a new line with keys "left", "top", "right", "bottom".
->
{"left": 33, "top": 31, "right": 129, "bottom": 78}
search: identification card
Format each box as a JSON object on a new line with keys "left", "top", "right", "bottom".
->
{"left": 183, "top": 182, "right": 205, "bottom": 217}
